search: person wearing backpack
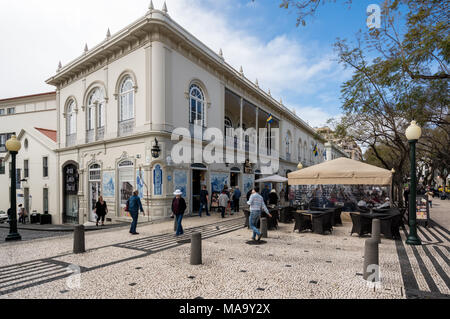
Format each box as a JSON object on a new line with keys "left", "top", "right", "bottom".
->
{"left": 126, "top": 190, "right": 145, "bottom": 235}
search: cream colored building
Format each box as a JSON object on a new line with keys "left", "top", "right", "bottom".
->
{"left": 0, "top": 128, "right": 58, "bottom": 222}
{"left": 45, "top": 4, "right": 327, "bottom": 224}
{"left": 0, "top": 92, "right": 57, "bottom": 220}
{"left": 324, "top": 142, "right": 348, "bottom": 161}
{"left": 316, "top": 126, "right": 363, "bottom": 161}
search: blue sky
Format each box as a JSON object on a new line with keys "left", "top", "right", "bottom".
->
{"left": 0, "top": 0, "right": 379, "bottom": 127}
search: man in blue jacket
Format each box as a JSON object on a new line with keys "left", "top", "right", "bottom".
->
{"left": 127, "top": 190, "right": 145, "bottom": 235}
{"left": 232, "top": 186, "right": 241, "bottom": 213}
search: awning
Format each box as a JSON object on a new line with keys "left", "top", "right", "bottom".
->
{"left": 255, "top": 175, "right": 289, "bottom": 183}
{"left": 288, "top": 157, "right": 392, "bottom": 186}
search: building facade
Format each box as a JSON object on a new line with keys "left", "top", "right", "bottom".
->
{"left": 324, "top": 142, "right": 348, "bottom": 161}
{"left": 44, "top": 5, "right": 328, "bottom": 224}
{"left": 0, "top": 128, "right": 58, "bottom": 222}
{"left": 316, "top": 126, "right": 363, "bottom": 161}
{"left": 0, "top": 92, "right": 57, "bottom": 218}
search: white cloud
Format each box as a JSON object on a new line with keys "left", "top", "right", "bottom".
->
{"left": 289, "top": 104, "right": 342, "bottom": 128}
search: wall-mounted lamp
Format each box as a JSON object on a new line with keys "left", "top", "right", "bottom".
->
{"left": 151, "top": 138, "right": 161, "bottom": 159}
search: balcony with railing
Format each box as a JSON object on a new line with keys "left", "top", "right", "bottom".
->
{"left": 86, "top": 130, "right": 95, "bottom": 143}
{"left": 119, "top": 119, "right": 135, "bottom": 137}
{"left": 66, "top": 134, "right": 77, "bottom": 147}
{"left": 96, "top": 127, "right": 105, "bottom": 141}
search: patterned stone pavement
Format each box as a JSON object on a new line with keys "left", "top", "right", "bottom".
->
{"left": 0, "top": 205, "right": 448, "bottom": 299}
{"left": 395, "top": 199, "right": 450, "bottom": 299}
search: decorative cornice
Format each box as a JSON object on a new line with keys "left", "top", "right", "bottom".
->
{"left": 46, "top": 10, "right": 320, "bottom": 138}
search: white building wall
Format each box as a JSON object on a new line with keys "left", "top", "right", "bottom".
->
{"left": 0, "top": 130, "right": 57, "bottom": 223}
{"left": 58, "top": 47, "right": 147, "bottom": 147}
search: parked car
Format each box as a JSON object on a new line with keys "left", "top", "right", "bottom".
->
{"left": 0, "top": 210, "right": 8, "bottom": 223}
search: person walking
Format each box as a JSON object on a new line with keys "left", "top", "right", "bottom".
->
{"left": 233, "top": 186, "right": 241, "bottom": 213}
{"left": 127, "top": 190, "right": 145, "bottom": 235}
{"left": 18, "top": 204, "right": 27, "bottom": 224}
{"left": 247, "top": 188, "right": 272, "bottom": 242}
{"left": 246, "top": 188, "right": 253, "bottom": 201}
{"left": 261, "top": 185, "right": 270, "bottom": 205}
{"left": 426, "top": 188, "right": 434, "bottom": 208}
{"left": 288, "top": 187, "right": 295, "bottom": 206}
{"left": 94, "top": 196, "right": 108, "bottom": 227}
{"left": 268, "top": 189, "right": 279, "bottom": 206}
{"left": 403, "top": 187, "right": 410, "bottom": 209}
{"left": 172, "top": 190, "right": 187, "bottom": 236}
{"left": 218, "top": 190, "right": 229, "bottom": 218}
{"left": 279, "top": 188, "right": 286, "bottom": 205}
{"left": 198, "top": 185, "right": 210, "bottom": 217}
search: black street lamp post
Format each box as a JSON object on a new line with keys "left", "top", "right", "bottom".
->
{"left": 405, "top": 121, "right": 422, "bottom": 246}
{"left": 5, "top": 135, "right": 22, "bottom": 242}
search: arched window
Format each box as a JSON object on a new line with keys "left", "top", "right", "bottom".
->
{"left": 298, "top": 139, "right": 302, "bottom": 161}
{"left": 66, "top": 100, "right": 77, "bottom": 147}
{"left": 224, "top": 117, "right": 233, "bottom": 136}
{"left": 87, "top": 88, "right": 105, "bottom": 130}
{"left": 189, "top": 84, "right": 205, "bottom": 126}
{"left": 285, "top": 131, "right": 292, "bottom": 159}
{"left": 66, "top": 101, "right": 76, "bottom": 135}
{"left": 119, "top": 76, "right": 134, "bottom": 122}
{"left": 303, "top": 141, "right": 307, "bottom": 162}
{"left": 88, "top": 164, "right": 101, "bottom": 182}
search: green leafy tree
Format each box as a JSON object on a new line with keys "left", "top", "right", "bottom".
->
{"left": 283, "top": 0, "right": 449, "bottom": 196}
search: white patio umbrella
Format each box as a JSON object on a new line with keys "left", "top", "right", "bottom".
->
{"left": 255, "top": 175, "right": 288, "bottom": 183}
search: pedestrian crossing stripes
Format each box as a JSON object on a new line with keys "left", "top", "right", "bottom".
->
{"left": 115, "top": 218, "right": 245, "bottom": 252}
{"left": 0, "top": 259, "right": 86, "bottom": 296}
{"left": 396, "top": 221, "right": 450, "bottom": 299}
{"left": 0, "top": 217, "right": 245, "bottom": 296}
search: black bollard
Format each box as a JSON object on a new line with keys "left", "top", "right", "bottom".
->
{"left": 372, "top": 219, "right": 381, "bottom": 244}
{"left": 190, "top": 232, "right": 202, "bottom": 265}
{"left": 260, "top": 217, "right": 268, "bottom": 238}
{"left": 73, "top": 225, "right": 85, "bottom": 254}
{"left": 363, "top": 238, "right": 379, "bottom": 282}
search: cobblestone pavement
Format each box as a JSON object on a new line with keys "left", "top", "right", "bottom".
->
{"left": 395, "top": 198, "right": 450, "bottom": 299}
{"left": 0, "top": 210, "right": 448, "bottom": 299}
{"left": 0, "top": 227, "right": 71, "bottom": 243}
{"left": 429, "top": 198, "right": 450, "bottom": 229}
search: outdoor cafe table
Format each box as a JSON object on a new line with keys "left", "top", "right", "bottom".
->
{"left": 294, "top": 210, "right": 333, "bottom": 235}
{"left": 262, "top": 208, "right": 279, "bottom": 230}
{"left": 243, "top": 208, "right": 279, "bottom": 230}
{"left": 279, "top": 206, "right": 294, "bottom": 223}
{"left": 350, "top": 209, "right": 402, "bottom": 239}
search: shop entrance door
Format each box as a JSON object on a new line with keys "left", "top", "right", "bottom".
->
{"left": 230, "top": 172, "right": 240, "bottom": 188}
{"left": 63, "top": 164, "right": 79, "bottom": 224}
{"left": 88, "top": 164, "right": 102, "bottom": 222}
{"left": 89, "top": 182, "right": 101, "bottom": 222}
{"left": 192, "top": 169, "right": 206, "bottom": 214}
